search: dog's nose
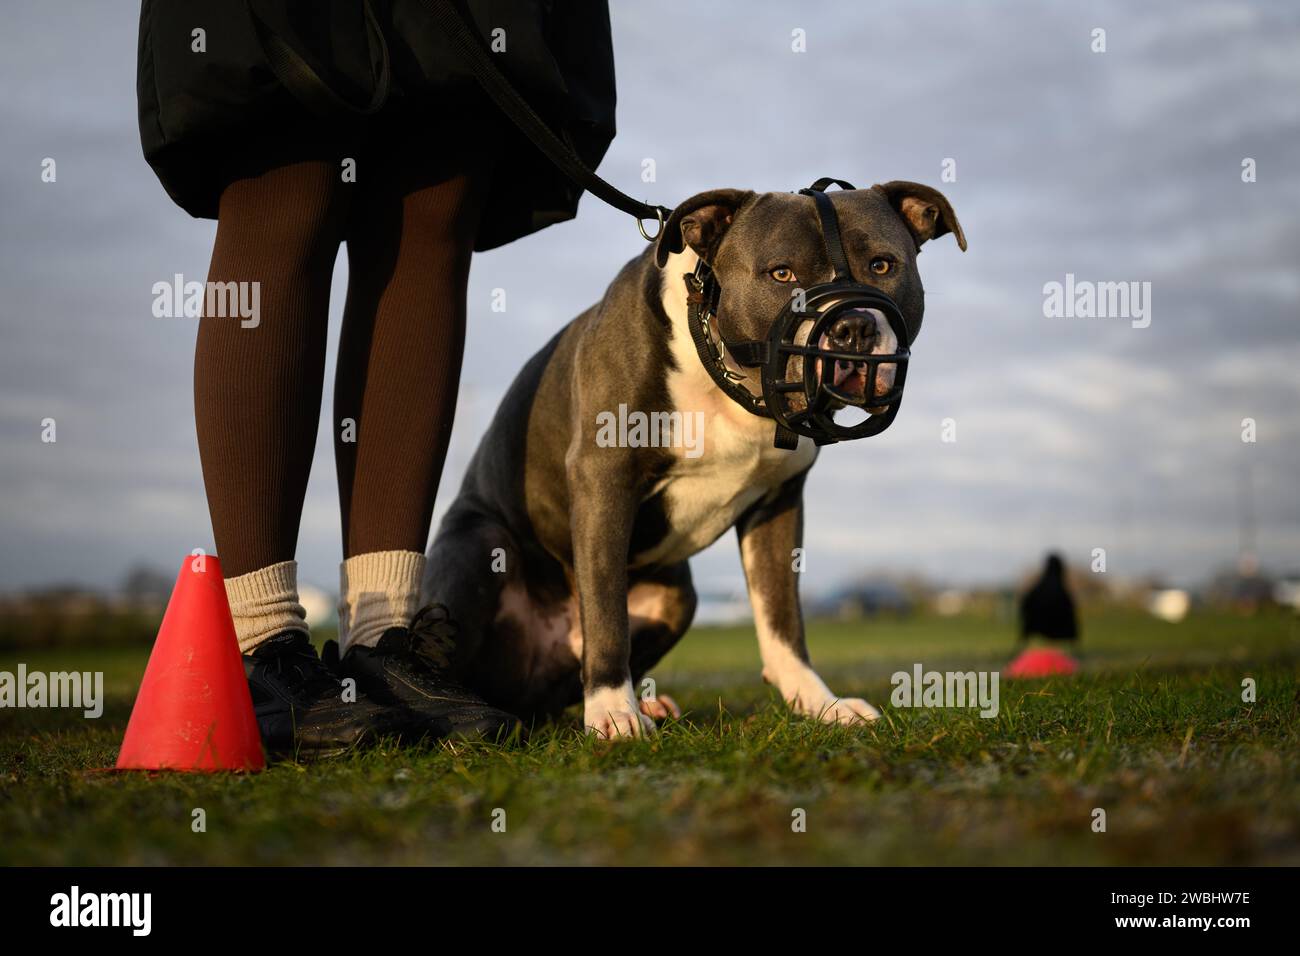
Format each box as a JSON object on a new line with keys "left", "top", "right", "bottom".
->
{"left": 827, "top": 311, "right": 877, "bottom": 352}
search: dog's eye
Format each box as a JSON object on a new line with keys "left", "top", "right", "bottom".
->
{"left": 769, "top": 266, "right": 797, "bottom": 283}
{"left": 869, "top": 257, "right": 892, "bottom": 275}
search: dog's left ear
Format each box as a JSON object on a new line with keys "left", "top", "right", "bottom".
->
{"left": 872, "top": 181, "right": 967, "bottom": 252}
{"left": 655, "top": 188, "right": 755, "bottom": 267}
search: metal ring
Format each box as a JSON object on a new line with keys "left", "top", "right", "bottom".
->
{"left": 637, "top": 207, "right": 665, "bottom": 242}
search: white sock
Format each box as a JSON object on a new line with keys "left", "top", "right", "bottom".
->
{"left": 224, "top": 560, "right": 309, "bottom": 654}
{"left": 337, "top": 550, "right": 427, "bottom": 653}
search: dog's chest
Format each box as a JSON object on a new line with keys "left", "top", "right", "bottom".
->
{"left": 638, "top": 430, "right": 812, "bottom": 565}
{"left": 630, "top": 276, "right": 817, "bottom": 566}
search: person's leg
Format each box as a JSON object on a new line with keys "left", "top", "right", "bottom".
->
{"left": 195, "top": 160, "right": 348, "bottom": 652}
{"left": 195, "top": 159, "right": 419, "bottom": 756}
{"left": 332, "top": 154, "right": 488, "bottom": 651}
{"left": 326, "top": 119, "right": 519, "bottom": 742}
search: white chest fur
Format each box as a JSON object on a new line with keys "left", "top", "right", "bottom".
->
{"left": 631, "top": 251, "right": 817, "bottom": 567}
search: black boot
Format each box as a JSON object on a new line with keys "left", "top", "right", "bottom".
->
{"left": 243, "top": 631, "right": 409, "bottom": 759}
{"left": 339, "top": 605, "right": 521, "bottom": 743}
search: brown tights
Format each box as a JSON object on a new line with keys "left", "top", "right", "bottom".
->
{"left": 194, "top": 155, "right": 486, "bottom": 577}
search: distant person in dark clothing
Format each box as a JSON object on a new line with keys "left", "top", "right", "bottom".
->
{"left": 1019, "top": 553, "right": 1079, "bottom": 643}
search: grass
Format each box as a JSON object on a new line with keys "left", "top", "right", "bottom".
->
{"left": 1, "top": 609, "right": 1297, "bottom": 865}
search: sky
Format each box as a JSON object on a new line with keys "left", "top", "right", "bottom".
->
{"left": 1, "top": 1, "right": 1298, "bottom": 598}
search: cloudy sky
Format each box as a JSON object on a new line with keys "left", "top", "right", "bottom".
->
{"left": 1, "top": 1, "right": 1297, "bottom": 598}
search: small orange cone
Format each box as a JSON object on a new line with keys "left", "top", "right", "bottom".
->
{"left": 1004, "top": 646, "right": 1079, "bottom": 679}
{"left": 115, "top": 554, "right": 264, "bottom": 772}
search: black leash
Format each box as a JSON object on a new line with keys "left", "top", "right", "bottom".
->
{"left": 425, "top": 0, "right": 673, "bottom": 239}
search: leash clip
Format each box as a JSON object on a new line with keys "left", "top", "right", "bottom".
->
{"left": 637, "top": 205, "right": 667, "bottom": 242}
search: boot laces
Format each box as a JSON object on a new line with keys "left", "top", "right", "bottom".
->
{"left": 407, "top": 604, "right": 458, "bottom": 672}
{"left": 268, "top": 635, "right": 341, "bottom": 702}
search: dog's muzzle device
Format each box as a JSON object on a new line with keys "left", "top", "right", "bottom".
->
{"left": 685, "top": 177, "right": 911, "bottom": 450}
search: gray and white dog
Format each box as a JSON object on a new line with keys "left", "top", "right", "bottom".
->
{"left": 422, "top": 182, "right": 966, "bottom": 737}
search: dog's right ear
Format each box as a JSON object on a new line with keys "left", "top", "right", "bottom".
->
{"left": 655, "top": 188, "right": 754, "bottom": 267}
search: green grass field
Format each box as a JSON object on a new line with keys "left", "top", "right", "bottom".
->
{"left": 1, "top": 609, "right": 1297, "bottom": 865}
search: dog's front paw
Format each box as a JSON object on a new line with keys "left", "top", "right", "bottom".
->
{"left": 586, "top": 707, "right": 655, "bottom": 739}
{"left": 584, "top": 685, "right": 656, "bottom": 739}
{"left": 815, "top": 697, "right": 881, "bottom": 725}
{"left": 774, "top": 669, "right": 880, "bottom": 726}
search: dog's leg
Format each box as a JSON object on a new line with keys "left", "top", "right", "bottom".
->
{"left": 627, "top": 562, "right": 697, "bottom": 722}
{"left": 568, "top": 451, "right": 655, "bottom": 739}
{"left": 736, "top": 474, "right": 880, "bottom": 725}
{"left": 421, "top": 505, "right": 515, "bottom": 673}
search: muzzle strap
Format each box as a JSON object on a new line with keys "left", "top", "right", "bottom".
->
{"left": 800, "top": 185, "right": 855, "bottom": 282}
{"left": 726, "top": 340, "right": 769, "bottom": 366}
{"left": 682, "top": 266, "right": 801, "bottom": 449}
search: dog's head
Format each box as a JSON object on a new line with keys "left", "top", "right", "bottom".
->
{"left": 656, "top": 182, "right": 965, "bottom": 410}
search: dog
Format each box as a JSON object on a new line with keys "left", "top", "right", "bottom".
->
{"left": 422, "top": 181, "right": 966, "bottom": 737}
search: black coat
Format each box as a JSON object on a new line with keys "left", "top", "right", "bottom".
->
{"left": 137, "top": 0, "right": 616, "bottom": 250}
{"left": 1019, "top": 554, "right": 1079, "bottom": 641}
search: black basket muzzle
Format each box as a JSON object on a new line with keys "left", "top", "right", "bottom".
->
{"left": 761, "top": 281, "right": 911, "bottom": 443}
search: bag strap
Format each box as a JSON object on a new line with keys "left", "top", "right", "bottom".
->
{"left": 425, "top": 0, "right": 672, "bottom": 238}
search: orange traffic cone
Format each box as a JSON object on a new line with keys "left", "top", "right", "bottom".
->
{"left": 115, "top": 554, "right": 265, "bottom": 772}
